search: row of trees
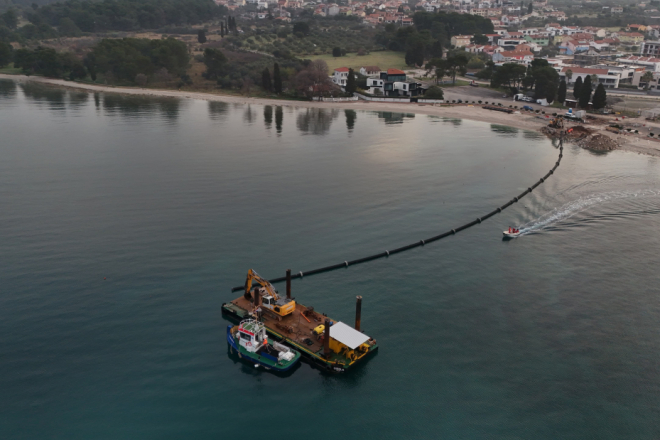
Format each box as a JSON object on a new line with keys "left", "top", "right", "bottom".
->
{"left": 12, "top": 46, "right": 88, "bottom": 79}
{"left": 261, "top": 64, "right": 283, "bottom": 94}
{"left": 376, "top": 12, "right": 493, "bottom": 67}
{"left": 482, "top": 61, "right": 608, "bottom": 109}
{"left": 425, "top": 53, "right": 469, "bottom": 84}
{"left": 18, "top": 0, "right": 226, "bottom": 33}
{"left": 5, "top": 38, "right": 190, "bottom": 86}
{"left": 89, "top": 38, "right": 189, "bottom": 83}
{"left": 572, "top": 75, "right": 607, "bottom": 109}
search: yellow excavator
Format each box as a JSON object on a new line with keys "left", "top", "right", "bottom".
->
{"left": 244, "top": 269, "right": 296, "bottom": 318}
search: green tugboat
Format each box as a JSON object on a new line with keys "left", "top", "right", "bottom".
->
{"left": 227, "top": 319, "right": 301, "bottom": 372}
{"left": 222, "top": 269, "right": 379, "bottom": 373}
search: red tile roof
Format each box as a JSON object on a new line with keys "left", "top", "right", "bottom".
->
{"left": 561, "top": 66, "right": 608, "bottom": 74}
{"left": 387, "top": 68, "right": 405, "bottom": 74}
{"left": 334, "top": 67, "right": 350, "bottom": 72}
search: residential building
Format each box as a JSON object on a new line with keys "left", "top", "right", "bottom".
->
{"left": 360, "top": 66, "right": 382, "bottom": 76}
{"left": 524, "top": 34, "right": 550, "bottom": 46}
{"left": 641, "top": 41, "right": 660, "bottom": 57}
{"left": 451, "top": 35, "right": 473, "bottom": 47}
{"left": 492, "top": 48, "right": 534, "bottom": 64}
{"left": 611, "top": 6, "right": 623, "bottom": 13}
{"left": 618, "top": 32, "right": 644, "bottom": 44}
{"left": 332, "top": 67, "right": 350, "bottom": 88}
{"left": 617, "top": 56, "right": 660, "bottom": 72}
{"left": 559, "top": 66, "right": 619, "bottom": 88}
{"left": 367, "top": 69, "right": 424, "bottom": 97}
{"left": 573, "top": 51, "right": 601, "bottom": 67}
{"left": 327, "top": 4, "right": 340, "bottom": 15}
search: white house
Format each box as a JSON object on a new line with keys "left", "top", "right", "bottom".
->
{"left": 617, "top": 56, "right": 660, "bottom": 72}
{"left": 359, "top": 66, "right": 381, "bottom": 76}
{"left": 366, "top": 78, "right": 384, "bottom": 94}
{"left": 560, "top": 67, "right": 620, "bottom": 89}
{"left": 332, "top": 67, "right": 350, "bottom": 88}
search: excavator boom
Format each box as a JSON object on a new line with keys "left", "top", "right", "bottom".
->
{"left": 244, "top": 269, "right": 296, "bottom": 318}
{"left": 244, "top": 269, "right": 279, "bottom": 300}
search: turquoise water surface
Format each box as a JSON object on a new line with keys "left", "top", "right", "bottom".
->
{"left": 1, "top": 80, "right": 660, "bottom": 439}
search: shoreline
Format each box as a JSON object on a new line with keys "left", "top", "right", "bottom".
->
{"left": 3, "top": 73, "right": 660, "bottom": 157}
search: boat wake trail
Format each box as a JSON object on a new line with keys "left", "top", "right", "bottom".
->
{"left": 518, "top": 189, "right": 660, "bottom": 235}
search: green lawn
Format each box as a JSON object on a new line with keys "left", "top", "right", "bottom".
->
{"left": 0, "top": 64, "right": 23, "bottom": 75}
{"left": 310, "top": 51, "right": 407, "bottom": 72}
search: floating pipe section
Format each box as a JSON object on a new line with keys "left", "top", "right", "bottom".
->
{"left": 230, "top": 138, "right": 564, "bottom": 292}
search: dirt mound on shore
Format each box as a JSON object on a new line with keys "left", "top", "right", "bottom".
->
{"left": 541, "top": 125, "right": 593, "bottom": 140}
{"left": 568, "top": 126, "right": 592, "bottom": 137}
{"left": 578, "top": 134, "right": 619, "bottom": 151}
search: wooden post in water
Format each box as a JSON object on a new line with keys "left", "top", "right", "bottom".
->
{"left": 324, "top": 319, "right": 331, "bottom": 359}
{"left": 286, "top": 269, "right": 291, "bottom": 299}
{"left": 254, "top": 288, "right": 260, "bottom": 307}
{"left": 355, "top": 296, "right": 362, "bottom": 331}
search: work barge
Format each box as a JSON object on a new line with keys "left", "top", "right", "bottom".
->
{"left": 222, "top": 269, "right": 378, "bottom": 373}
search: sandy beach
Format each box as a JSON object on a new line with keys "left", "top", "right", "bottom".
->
{"left": 4, "top": 73, "right": 660, "bottom": 157}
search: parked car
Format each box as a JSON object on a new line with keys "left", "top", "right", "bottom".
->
{"left": 522, "top": 105, "right": 534, "bottom": 111}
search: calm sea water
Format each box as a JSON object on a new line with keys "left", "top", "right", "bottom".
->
{"left": 2, "top": 79, "right": 660, "bottom": 439}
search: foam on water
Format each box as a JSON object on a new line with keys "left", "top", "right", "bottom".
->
{"left": 518, "top": 189, "right": 660, "bottom": 235}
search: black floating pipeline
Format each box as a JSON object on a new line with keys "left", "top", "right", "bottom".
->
{"left": 230, "top": 138, "right": 565, "bottom": 292}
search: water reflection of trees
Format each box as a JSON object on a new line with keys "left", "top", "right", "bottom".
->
{"left": 296, "top": 108, "right": 339, "bottom": 135}
{"left": 68, "top": 92, "right": 89, "bottom": 108}
{"left": 102, "top": 94, "right": 180, "bottom": 120}
{"left": 208, "top": 101, "right": 229, "bottom": 120}
{"left": 20, "top": 83, "right": 66, "bottom": 110}
{"left": 490, "top": 124, "right": 519, "bottom": 137}
{"left": 442, "top": 117, "right": 461, "bottom": 126}
{"left": 373, "top": 112, "right": 415, "bottom": 125}
{"left": 275, "top": 106, "right": 283, "bottom": 134}
{"left": 523, "top": 130, "right": 544, "bottom": 140}
{"left": 243, "top": 105, "right": 256, "bottom": 124}
{"left": 345, "top": 109, "right": 356, "bottom": 131}
{"left": 0, "top": 80, "right": 17, "bottom": 98}
{"left": 264, "top": 105, "right": 273, "bottom": 129}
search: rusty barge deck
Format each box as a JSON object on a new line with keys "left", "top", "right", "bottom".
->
{"left": 221, "top": 294, "right": 378, "bottom": 373}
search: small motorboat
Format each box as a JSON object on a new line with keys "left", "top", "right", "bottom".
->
{"left": 502, "top": 227, "right": 522, "bottom": 239}
{"left": 227, "top": 319, "right": 301, "bottom": 372}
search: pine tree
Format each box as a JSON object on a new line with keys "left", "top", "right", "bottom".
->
{"left": 346, "top": 68, "right": 357, "bottom": 94}
{"left": 557, "top": 79, "right": 567, "bottom": 104}
{"left": 262, "top": 67, "right": 272, "bottom": 92}
{"left": 273, "top": 62, "right": 282, "bottom": 94}
{"left": 579, "top": 74, "right": 592, "bottom": 108}
{"left": 573, "top": 76, "right": 582, "bottom": 100}
{"left": 592, "top": 83, "right": 607, "bottom": 110}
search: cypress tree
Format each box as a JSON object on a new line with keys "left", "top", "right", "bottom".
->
{"left": 573, "top": 76, "right": 582, "bottom": 100}
{"left": 592, "top": 83, "right": 607, "bottom": 110}
{"left": 197, "top": 29, "right": 207, "bottom": 44}
{"left": 546, "top": 81, "right": 557, "bottom": 103}
{"left": 220, "top": 23, "right": 225, "bottom": 38}
{"left": 262, "top": 67, "right": 271, "bottom": 91}
{"left": 346, "top": 68, "right": 357, "bottom": 94}
{"left": 273, "top": 62, "right": 282, "bottom": 94}
{"left": 557, "top": 79, "right": 567, "bottom": 104}
{"left": 579, "top": 75, "right": 592, "bottom": 108}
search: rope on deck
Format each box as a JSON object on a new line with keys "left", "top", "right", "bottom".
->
{"left": 231, "top": 137, "right": 564, "bottom": 292}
